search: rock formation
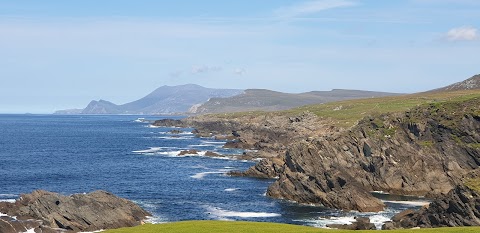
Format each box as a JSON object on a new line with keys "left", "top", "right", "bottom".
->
{"left": 268, "top": 97, "right": 480, "bottom": 211}
{"left": 385, "top": 185, "right": 480, "bottom": 228}
{"left": 0, "top": 190, "right": 150, "bottom": 232}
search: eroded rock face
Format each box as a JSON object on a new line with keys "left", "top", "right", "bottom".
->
{"left": 387, "top": 185, "right": 480, "bottom": 228}
{"left": 267, "top": 99, "right": 480, "bottom": 211}
{"left": 0, "top": 190, "right": 150, "bottom": 232}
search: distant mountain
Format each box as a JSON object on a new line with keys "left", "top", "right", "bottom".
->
{"left": 55, "top": 84, "right": 244, "bottom": 115}
{"left": 53, "top": 108, "right": 83, "bottom": 115}
{"left": 430, "top": 74, "right": 480, "bottom": 92}
{"left": 189, "top": 89, "right": 401, "bottom": 114}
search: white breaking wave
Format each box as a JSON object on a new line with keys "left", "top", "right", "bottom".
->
{"left": 132, "top": 147, "right": 163, "bottom": 153}
{"left": 201, "top": 141, "right": 226, "bottom": 144}
{"left": 369, "top": 214, "right": 392, "bottom": 229}
{"left": 190, "top": 171, "right": 225, "bottom": 179}
{"left": 0, "top": 199, "right": 16, "bottom": 203}
{"left": 155, "top": 136, "right": 194, "bottom": 140}
{"left": 383, "top": 200, "right": 430, "bottom": 206}
{"left": 205, "top": 206, "right": 281, "bottom": 218}
{"left": 224, "top": 188, "right": 239, "bottom": 192}
{"left": 22, "top": 229, "right": 37, "bottom": 233}
{"left": 145, "top": 215, "right": 167, "bottom": 224}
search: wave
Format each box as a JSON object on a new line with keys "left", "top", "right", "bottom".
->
{"left": 190, "top": 171, "right": 225, "bottom": 179}
{"left": 132, "top": 147, "right": 164, "bottom": 153}
{"left": 224, "top": 188, "right": 239, "bottom": 192}
{"left": 145, "top": 215, "right": 167, "bottom": 224}
{"left": 0, "top": 199, "right": 16, "bottom": 203}
{"left": 205, "top": 206, "right": 281, "bottom": 218}
{"left": 369, "top": 214, "right": 392, "bottom": 229}
{"left": 154, "top": 136, "right": 194, "bottom": 140}
{"left": 201, "top": 141, "right": 226, "bottom": 144}
{"left": 383, "top": 200, "right": 430, "bottom": 206}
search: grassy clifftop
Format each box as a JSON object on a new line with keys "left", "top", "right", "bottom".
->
{"left": 213, "top": 90, "right": 480, "bottom": 129}
{"left": 106, "top": 221, "right": 480, "bottom": 233}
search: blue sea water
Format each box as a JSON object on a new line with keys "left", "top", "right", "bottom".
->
{"left": 0, "top": 114, "right": 427, "bottom": 228}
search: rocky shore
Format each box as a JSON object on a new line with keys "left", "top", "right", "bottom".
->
{"left": 154, "top": 96, "right": 480, "bottom": 228}
{"left": 0, "top": 190, "right": 150, "bottom": 232}
{"left": 384, "top": 184, "right": 480, "bottom": 229}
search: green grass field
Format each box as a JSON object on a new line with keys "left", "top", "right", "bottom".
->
{"left": 105, "top": 221, "right": 480, "bottom": 233}
{"left": 214, "top": 90, "right": 480, "bottom": 128}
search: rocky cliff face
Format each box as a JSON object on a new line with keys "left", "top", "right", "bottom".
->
{"left": 386, "top": 184, "right": 480, "bottom": 228}
{"left": 0, "top": 190, "right": 150, "bottom": 232}
{"left": 268, "top": 97, "right": 480, "bottom": 211}
{"left": 431, "top": 74, "right": 480, "bottom": 92}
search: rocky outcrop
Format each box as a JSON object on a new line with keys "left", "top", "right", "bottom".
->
{"left": 267, "top": 98, "right": 480, "bottom": 211}
{"left": 386, "top": 185, "right": 480, "bottom": 228}
{"left": 229, "top": 157, "right": 284, "bottom": 179}
{"left": 430, "top": 74, "right": 480, "bottom": 92}
{"left": 178, "top": 149, "right": 199, "bottom": 156}
{"left": 0, "top": 190, "right": 150, "bottom": 232}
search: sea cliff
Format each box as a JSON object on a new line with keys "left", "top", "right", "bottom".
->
{"left": 153, "top": 93, "right": 480, "bottom": 220}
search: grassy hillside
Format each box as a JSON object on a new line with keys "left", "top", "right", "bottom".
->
{"left": 106, "top": 221, "right": 480, "bottom": 233}
{"left": 193, "top": 89, "right": 399, "bottom": 114}
{"left": 213, "top": 90, "right": 480, "bottom": 128}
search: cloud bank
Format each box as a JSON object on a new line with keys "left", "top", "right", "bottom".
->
{"left": 446, "top": 26, "right": 478, "bottom": 41}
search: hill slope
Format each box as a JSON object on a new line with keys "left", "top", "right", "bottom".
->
{"left": 77, "top": 84, "right": 243, "bottom": 115}
{"left": 190, "top": 89, "right": 400, "bottom": 114}
{"left": 431, "top": 74, "right": 480, "bottom": 92}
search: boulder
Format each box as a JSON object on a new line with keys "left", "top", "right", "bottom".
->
{"left": 178, "top": 149, "right": 198, "bottom": 156}
{"left": 327, "top": 217, "right": 376, "bottom": 230}
{"left": 0, "top": 190, "right": 150, "bottom": 232}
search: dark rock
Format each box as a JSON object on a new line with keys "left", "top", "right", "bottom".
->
{"left": 178, "top": 149, "right": 198, "bottom": 156}
{"left": 169, "top": 129, "right": 183, "bottom": 134}
{"left": 205, "top": 151, "right": 222, "bottom": 157}
{"left": 152, "top": 119, "right": 185, "bottom": 127}
{"left": 223, "top": 138, "right": 253, "bottom": 149}
{"left": 327, "top": 217, "right": 376, "bottom": 230}
{"left": 389, "top": 185, "right": 480, "bottom": 228}
{"left": 0, "top": 190, "right": 150, "bottom": 232}
{"left": 381, "top": 221, "right": 396, "bottom": 230}
{"left": 230, "top": 158, "right": 284, "bottom": 179}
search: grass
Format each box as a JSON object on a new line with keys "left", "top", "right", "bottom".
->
{"left": 105, "top": 221, "right": 480, "bottom": 233}
{"left": 207, "top": 90, "right": 480, "bottom": 129}
{"left": 287, "top": 90, "right": 480, "bottom": 128}
{"left": 465, "top": 178, "right": 480, "bottom": 193}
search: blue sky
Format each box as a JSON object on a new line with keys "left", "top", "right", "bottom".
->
{"left": 0, "top": 0, "right": 479, "bottom": 113}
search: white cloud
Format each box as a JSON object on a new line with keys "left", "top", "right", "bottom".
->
{"left": 191, "top": 65, "right": 222, "bottom": 74}
{"left": 234, "top": 68, "right": 246, "bottom": 75}
{"left": 275, "top": 0, "right": 356, "bottom": 18}
{"left": 446, "top": 26, "right": 478, "bottom": 41}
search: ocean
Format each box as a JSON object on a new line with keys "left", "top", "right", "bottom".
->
{"left": 0, "top": 114, "right": 427, "bottom": 228}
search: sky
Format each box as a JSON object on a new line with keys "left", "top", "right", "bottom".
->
{"left": 0, "top": 0, "right": 479, "bottom": 113}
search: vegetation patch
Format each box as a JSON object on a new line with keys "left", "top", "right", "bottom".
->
{"left": 419, "top": 141, "right": 435, "bottom": 147}
{"left": 105, "top": 221, "right": 480, "bottom": 233}
{"left": 465, "top": 178, "right": 480, "bottom": 193}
